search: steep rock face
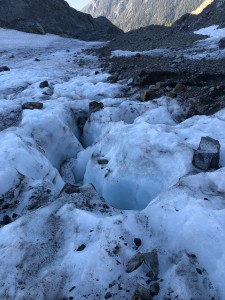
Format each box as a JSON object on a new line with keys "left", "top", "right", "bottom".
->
{"left": 0, "top": 0, "right": 122, "bottom": 40}
{"left": 82, "top": 0, "right": 205, "bottom": 31}
{"left": 174, "top": 0, "right": 225, "bottom": 30}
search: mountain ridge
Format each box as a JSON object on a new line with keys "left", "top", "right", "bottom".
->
{"left": 82, "top": 0, "right": 206, "bottom": 31}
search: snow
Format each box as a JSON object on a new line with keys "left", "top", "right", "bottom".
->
{"left": 0, "top": 28, "right": 225, "bottom": 299}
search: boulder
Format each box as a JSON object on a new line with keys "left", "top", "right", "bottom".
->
{"left": 39, "top": 80, "right": 49, "bottom": 88}
{"left": 192, "top": 136, "right": 220, "bottom": 170}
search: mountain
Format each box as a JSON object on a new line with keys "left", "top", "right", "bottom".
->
{"left": 0, "top": 0, "right": 122, "bottom": 40}
{"left": 82, "top": 0, "right": 205, "bottom": 31}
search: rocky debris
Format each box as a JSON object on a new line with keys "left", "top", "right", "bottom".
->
{"left": 77, "top": 115, "right": 88, "bottom": 134}
{"left": 126, "top": 252, "right": 144, "bottom": 273}
{"left": 140, "top": 89, "right": 159, "bottom": 102}
{"left": 39, "top": 80, "right": 49, "bottom": 88}
{"left": 0, "top": 66, "right": 10, "bottom": 72}
{"left": 143, "top": 249, "right": 159, "bottom": 277}
{"left": 76, "top": 244, "right": 86, "bottom": 251}
{"left": 0, "top": 0, "right": 122, "bottom": 41}
{"left": 34, "top": 58, "right": 40, "bottom": 62}
{"left": 89, "top": 101, "right": 104, "bottom": 114}
{"left": 192, "top": 136, "right": 220, "bottom": 170}
{"left": 22, "top": 102, "right": 43, "bottom": 110}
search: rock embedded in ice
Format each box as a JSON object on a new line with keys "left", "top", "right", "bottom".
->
{"left": 22, "top": 102, "right": 43, "bottom": 110}
{"left": 192, "top": 136, "right": 220, "bottom": 170}
{"left": 39, "top": 80, "right": 49, "bottom": 88}
{"left": 134, "top": 284, "right": 152, "bottom": 300}
{"left": 89, "top": 101, "right": 104, "bottom": 114}
{"left": 126, "top": 252, "right": 144, "bottom": 273}
{"left": 149, "top": 282, "right": 160, "bottom": 296}
{"left": 0, "top": 66, "right": 10, "bottom": 72}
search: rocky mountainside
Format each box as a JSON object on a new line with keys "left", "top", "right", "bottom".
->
{"left": 0, "top": 0, "right": 122, "bottom": 40}
{"left": 174, "top": 0, "right": 225, "bottom": 30}
{"left": 82, "top": 0, "right": 205, "bottom": 31}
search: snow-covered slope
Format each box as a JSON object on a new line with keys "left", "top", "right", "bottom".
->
{"left": 0, "top": 28, "right": 225, "bottom": 299}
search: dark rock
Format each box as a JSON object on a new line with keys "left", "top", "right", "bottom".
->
{"left": 76, "top": 244, "right": 86, "bottom": 251}
{"left": 89, "top": 101, "right": 104, "bottom": 114}
{"left": 104, "top": 292, "right": 112, "bottom": 299}
{"left": 2, "top": 215, "right": 11, "bottom": 225}
{"left": 35, "top": 58, "right": 40, "bottom": 62}
{"left": 126, "top": 252, "right": 144, "bottom": 273}
{"left": 0, "top": 66, "right": 10, "bottom": 72}
{"left": 150, "top": 282, "right": 160, "bottom": 296}
{"left": 219, "top": 37, "right": 225, "bottom": 49}
{"left": 174, "top": 83, "right": 186, "bottom": 92}
{"left": 97, "top": 159, "right": 109, "bottom": 165}
{"left": 64, "top": 183, "right": 80, "bottom": 194}
{"left": 192, "top": 136, "right": 220, "bottom": 171}
{"left": 22, "top": 102, "right": 43, "bottom": 110}
{"left": 143, "top": 249, "right": 159, "bottom": 277}
{"left": 12, "top": 213, "right": 18, "bottom": 218}
{"left": 39, "top": 80, "right": 49, "bottom": 88}
{"left": 134, "top": 238, "right": 142, "bottom": 247}
{"left": 133, "top": 285, "right": 152, "bottom": 300}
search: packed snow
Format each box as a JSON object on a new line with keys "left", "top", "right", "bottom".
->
{"left": 0, "top": 28, "right": 225, "bottom": 299}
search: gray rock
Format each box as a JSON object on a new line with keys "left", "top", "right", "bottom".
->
{"left": 126, "top": 252, "right": 144, "bottom": 273}
{"left": 22, "top": 102, "right": 43, "bottom": 110}
{"left": 89, "top": 101, "right": 104, "bottom": 114}
{"left": 143, "top": 249, "right": 159, "bottom": 277}
{"left": 192, "top": 136, "right": 220, "bottom": 170}
{"left": 2, "top": 215, "right": 11, "bottom": 225}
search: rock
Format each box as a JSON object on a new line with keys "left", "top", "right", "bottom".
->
{"left": 134, "top": 285, "right": 152, "bottom": 300}
{"left": 39, "top": 80, "right": 49, "bottom": 88}
{"left": 77, "top": 115, "right": 88, "bottom": 133}
{"left": 192, "top": 136, "right": 220, "bottom": 171}
{"left": 104, "top": 292, "right": 112, "bottom": 299}
{"left": 76, "top": 244, "right": 86, "bottom": 251}
{"left": 2, "top": 215, "right": 11, "bottom": 225}
{"left": 126, "top": 252, "right": 144, "bottom": 273}
{"left": 174, "top": 83, "right": 186, "bottom": 92}
{"left": 0, "top": 66, "right": 10, "bottom": 72}
{"left": 89, "top": 101, "right": 104, "bottom": 114}
{"left": 143, "top": 249, "right": 159, "bottom": 277}
{"left": 22, "top": 102, "right": 43, "bottom": 110}
{"left": 140, "top": 89, "right": 158, "bottom": 101}
{"left": 134, "top": 238, "right": 142, "bottom": 247}
{"left": 35, "top": 58, "right": 40, "bottom": 62}
{"left": 97, "top": 159, "right": 109, "bottom": 165}
{"left": 150, "top": 282, "right": 160, "bottom": 296}
{"left": 219, "top": 37, "right": 225, "bottom": 49}
{"left": 64, "top": 183, "right": 80, "bottom": 194}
